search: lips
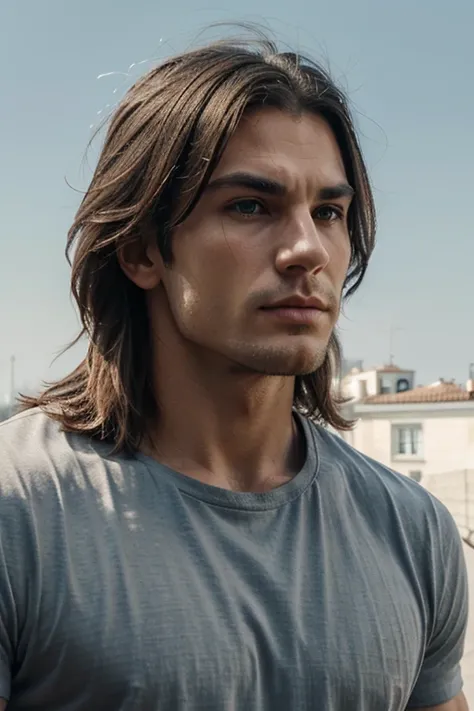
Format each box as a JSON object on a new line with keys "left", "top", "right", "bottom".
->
{"left": 258, "top": 295, "right": 331, "bottom": 326}
{"left": 261, "top": 296, "right": 329, "bottom": 311}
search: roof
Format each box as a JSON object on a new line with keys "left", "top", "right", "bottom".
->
{"left": 375, "top": 364, "right": 412, "bottom": 374}
{"left": 363, "top": 381, "right": 473, "bottom": 405}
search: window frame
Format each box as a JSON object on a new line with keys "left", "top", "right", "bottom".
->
{"left": 391, "top": 423, "right": 424, "bottom": 461}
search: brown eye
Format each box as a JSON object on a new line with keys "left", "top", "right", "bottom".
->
{"left": 314, "top": 205, "right": 343, "bottom": 222}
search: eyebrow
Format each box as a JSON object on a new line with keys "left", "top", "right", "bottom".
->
{"left": 205, "top": 171, "right": 355, "bottom": 201}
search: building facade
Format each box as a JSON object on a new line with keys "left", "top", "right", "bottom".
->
{"left": 340, "top": 366, "right": 474, "bottom": 480}
{"left": 339, "top": 365, "right": 474, "bottom": 542}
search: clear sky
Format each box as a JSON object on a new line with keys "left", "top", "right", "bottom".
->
{"left": 1, "top": 0, "right": 473, "bottom": 400}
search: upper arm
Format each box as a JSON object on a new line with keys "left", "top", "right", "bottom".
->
{"left": 406, "top": 503, "right": 469, "bottom": 708}
{"left": 410, "top": 691, "right": 469, "bottom": 710}
{"left": 0, "top": 539, "right": 14, "bottom": 705}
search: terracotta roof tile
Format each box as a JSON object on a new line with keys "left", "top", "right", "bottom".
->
{"left": 363, "top": 382, "right": 473, "bottom": 405}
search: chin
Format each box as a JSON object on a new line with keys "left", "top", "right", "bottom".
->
{"left": 232, "top": 342, "right": 329, "bottom": 377}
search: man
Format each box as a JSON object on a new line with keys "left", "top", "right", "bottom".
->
{"left": 0, "top": 33, "right": 468, "bottom": 710}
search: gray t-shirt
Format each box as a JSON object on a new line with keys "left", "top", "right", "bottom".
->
{"left": 0, "top": 409, "right": 468, "bottom": 710}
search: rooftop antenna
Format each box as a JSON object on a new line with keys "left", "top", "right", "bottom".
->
{"left": 388, "top": 326, "right": 406, "bottom": 367}
{"left": 9, "top": 355, "right": 16, "bottom": 417}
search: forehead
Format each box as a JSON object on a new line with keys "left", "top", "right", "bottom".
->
{"left": 210, "top": 109, "right": 348, "bottom": 189}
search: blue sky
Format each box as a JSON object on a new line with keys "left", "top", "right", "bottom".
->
{"left": 1, "top": 0, "right": 473, "bottom": 399}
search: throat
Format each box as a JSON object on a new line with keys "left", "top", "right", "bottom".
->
{"left": 143, "top": 414, "right": 306, "bottom": 493}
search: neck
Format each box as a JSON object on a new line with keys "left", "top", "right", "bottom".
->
{"left": 144, "top": 337, "right": 304, "bottom": 493}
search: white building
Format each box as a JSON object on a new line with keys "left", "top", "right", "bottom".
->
{"left": 340, "top": 365, "right": 474, "bottom": 481}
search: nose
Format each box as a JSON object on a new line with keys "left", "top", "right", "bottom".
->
{"left": 274, "top": 211, "right": 330, "bottom": 276}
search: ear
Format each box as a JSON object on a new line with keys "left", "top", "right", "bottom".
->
{"left": 117, "top": 240, "right": 164, "bottom": 291}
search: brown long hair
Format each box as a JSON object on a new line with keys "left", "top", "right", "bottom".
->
{"left": 21, "top": 32, "right": 376, "bottom": 453}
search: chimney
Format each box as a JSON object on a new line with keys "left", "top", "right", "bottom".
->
{"left": 467, "top": 364, "right": 474, "bottom": 397}
{"left": 358, "top": 379, "right": 368, "bottom": 399}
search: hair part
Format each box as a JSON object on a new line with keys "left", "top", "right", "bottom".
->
{"left": 21, "top": 31, "right": 376, "bottom": 453}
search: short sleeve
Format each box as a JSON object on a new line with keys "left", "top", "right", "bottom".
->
{"left": 0, "top": 430, "right": 39, "bottom": 704}
{"left": 0, "top": 530, "right": 15, "bottom": 702}
{"left": 407, "top": 503, "right": 469, "bottom": 708}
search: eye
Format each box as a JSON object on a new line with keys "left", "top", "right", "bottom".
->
{"left": 313, "top": 205, "right": 344, "bottom": 222}
{"left": 227, "top": 199, "right": 266, "bottom": 218}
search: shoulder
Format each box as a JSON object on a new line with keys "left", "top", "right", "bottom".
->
{"left": 0, "top": 408, "right": 120, "bottom": 501}
{"left": 0, "top": 409, "right": 75, "bottom": 488}
{"left": 0, "top": 407, "right": 66, "bottom": 449}
{"left": 0, "top": 407, "right": 70, "bottom": 452}
{"left": 308, "top": 420, "right": 459, "bottom": 547}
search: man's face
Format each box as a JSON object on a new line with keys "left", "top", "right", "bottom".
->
{"left": 155, "top": 109, "right": 353, "bottom": 375}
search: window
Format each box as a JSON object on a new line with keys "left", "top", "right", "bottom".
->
{"left": 396, "top": 378, "right": 410, "bottom": 393}
{"left": 392, "top": 424, "right": 423, "bottom": 459}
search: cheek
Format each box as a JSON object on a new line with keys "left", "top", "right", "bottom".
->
{"left": 178, "top": 276, "right": 200, "bottom": 313}
{"left": 171, "top": 236, "right": 255, "bottom": 307}
{"left": 165, "top": 266, "right": 235, "bottom": 331}
{"left": 166, "top": 272, "right": 203, "bottom": 322}
{"left": 330, "top": 235, "right": 352, "bottom": 281}
{"left": 166, "top": 220, "right": 262, "bottom": 327}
